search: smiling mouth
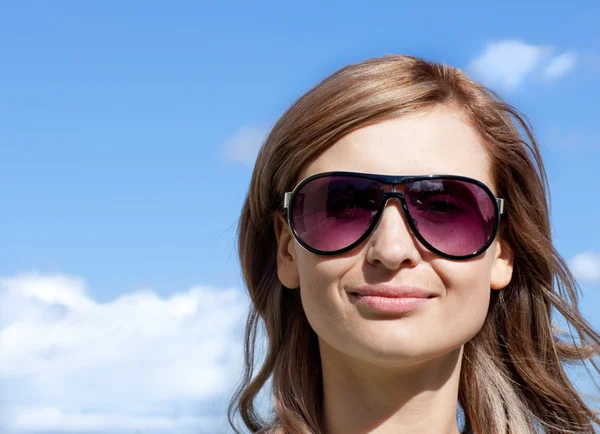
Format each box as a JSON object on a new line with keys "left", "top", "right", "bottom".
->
{"left": 348, "top": 293, "right": 435, "bottom": 314}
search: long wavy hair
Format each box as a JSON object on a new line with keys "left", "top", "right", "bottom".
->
{"left": 228, "top": 54, "right": 600, "bottom": 433}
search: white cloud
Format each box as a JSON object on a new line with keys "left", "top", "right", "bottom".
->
{"left": 8, "top": 407, "right": 223, "bottom": 433}
{"left": 543, "top": 51, "right": 578, "bottom": 81}
{"left": 570, "top": 252, "right": 600, "bottom": 283}
{"left": 467, "top": 40, "right": 577, "bottom": 91}
{"left": 0, "top": 272, "right": 250, "bottom": 434}
{"left": 467, "top": 40, "right": 550, "bottom": 91}
{"left": 221, "top": 124, "right": 270, "bottom": 166}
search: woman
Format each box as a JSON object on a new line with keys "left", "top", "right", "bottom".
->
{"left": 228, "top": 55, "right": 600, "bottom": 433}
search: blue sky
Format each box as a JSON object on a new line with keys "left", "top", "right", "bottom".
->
{"left": 1, "top": 1, "right": 599, "bottom": 433}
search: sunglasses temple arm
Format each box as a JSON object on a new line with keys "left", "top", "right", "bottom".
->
{"left": 284, "top": 192, "right": 292, "bottom": 210}
{"left": 497, "top": 198, "right": 505, "bottom": 215}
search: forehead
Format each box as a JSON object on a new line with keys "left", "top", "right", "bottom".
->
{"left": 300, "top": 107, "right": 494, "bottom": 189}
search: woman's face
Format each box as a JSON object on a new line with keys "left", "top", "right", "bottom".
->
{"left": 275, "top": 107, "right": 514, "bottom": 366}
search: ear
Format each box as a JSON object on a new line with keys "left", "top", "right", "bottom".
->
{"left": 490, "top": 238, "right": 514, "bottom": 291}
{"left": 274, "top": 213, "right": 300, "bottom": 289}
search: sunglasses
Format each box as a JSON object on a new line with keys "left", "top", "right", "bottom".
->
{"left": 283, "top": 171, "right": 505, "bottom": 260}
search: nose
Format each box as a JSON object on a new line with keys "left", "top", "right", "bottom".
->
{"left": 365, "top": 197, "right": 421, "bottom": 270}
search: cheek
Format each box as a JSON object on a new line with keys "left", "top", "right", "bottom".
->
{"left": 294, "top": 244, "right": 353, "bottom": 298}
{"left": 433, "top": 257, "right": 494, "bottom": 340}
{"left": 294, "top": 250, "right": 353, "bottom": 333}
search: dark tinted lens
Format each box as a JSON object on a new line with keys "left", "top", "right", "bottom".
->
{"left": 291, "top": 176, "right": 384, "bottom": 252}
{"left": 405, "top": 179, "right": 496, "bottom": 256}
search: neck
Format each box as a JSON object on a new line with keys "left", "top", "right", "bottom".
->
{"left": 320, "top": 339, "right": 463, "bottom": 434}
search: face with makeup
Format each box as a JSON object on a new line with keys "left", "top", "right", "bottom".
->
{"left": 275, "top": 107, "right": 514, "bottom": 367}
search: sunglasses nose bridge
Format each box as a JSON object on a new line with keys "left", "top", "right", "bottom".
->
{"left": 377, "top": 191, "right": 414, "bottom": 227}
{"left": 382, "top": 191, "right": 406, "bottom": 207}
{"left": 375, "top": 192, "right": 412, "bottom": 228}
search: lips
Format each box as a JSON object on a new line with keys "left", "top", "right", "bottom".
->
{"left": 347, "top": 285, "right": 437, "bottom": 314}
{"left": 348, "top": 285, "right": 437, "bottom": 299}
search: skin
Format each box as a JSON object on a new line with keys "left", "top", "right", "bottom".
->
{"left": 274, "top": 106, "right": 514, "bottom": 434}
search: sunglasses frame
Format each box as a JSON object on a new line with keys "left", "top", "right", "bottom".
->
{"left": 283, "top": 171, "right": 505, "bottom": 260}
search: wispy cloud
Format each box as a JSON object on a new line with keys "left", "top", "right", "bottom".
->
{"left": 467, "top": 40, "right": 550, "bottom": 91}
{"left": 542, "top": 51, "right": 578, "bottom": 81}
{"left": 221, "top": 124, "right": 270, "bottom": 166}
{"left": 0, "top": 272, "right": 249, "bottom": 434}
{"left": 467, "top": 40, "right": 577, "bottom": 91}
{"left": 8, "top": 408, "right": 223, "bottom": 433}
{"left": 569, "top": 252, "right": 600, "bottom": 283}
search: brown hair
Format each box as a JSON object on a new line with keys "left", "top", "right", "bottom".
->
{"left": 228, "top": 55, "right": 600, "bottom": 433}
